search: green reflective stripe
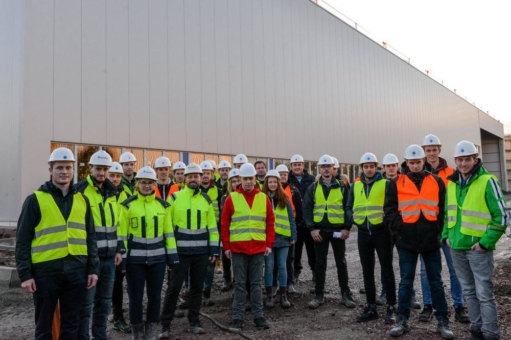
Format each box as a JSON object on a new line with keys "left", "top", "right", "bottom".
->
{"left": 177, "top": 228, "right": 207, "bottom": 235}
{"left": 462, "top": 222, "right": 488, "bottom": 231}
{"left": 177, "top": 240, "right": 208, "bottom": 247}
{"left": 462, "top": 210, "right": 492, "bottom": 220}
{"left": 130, "top": 248, "right": 166, "bottom": 257}
{"left": 398, "top": 200, "right": 419, "bottom": 208}
{"left": 164, "top": 232, "right": 175, "bottom": 238}
{"left": 231, "top": 216, "right": 266, "bottom": 222}
{"left": 314, "top": 205, "right": 326, "bottom": 209}
{"left": 132, "top": 236, "right": 164, "bottom": 244}
{"left": 447, "top": 205, "right": 457, "bottom": 210}
{"left": 401, "top": 210, "right": 420, "bottom": 216}
{"left": 34, "top": 225, "right": 67, "bottom": 239}
{"left": 68, "top": 238, "right": 87, "bottom": 246}
{"left": 32, "top": 241, "right": 68, "bottom": 254}
{"left": 423, "top": 210, "right": 438, "bottom": 216}
{"left": 97, "top": 239, "right": 118, "bottom": 248}
{"left": 95, "top": 225, "right": 117, "bottom": 233}
{"left": 421, "top": 199, "right": 438, "bottom": 206}
{"left": 275, "top": 223, "right": 291, "bottom": 230}
{"left": 230, "top": 228, "right": 266, "bottom": 235}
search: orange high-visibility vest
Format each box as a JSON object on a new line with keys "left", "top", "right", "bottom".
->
{"left": 396, "top": 174, "right": 439, "bottom": 223}
{"left": 154, "top": 183, "right": 181, "bottom": 201}
{"left": 436, "top": 167, "right": 454, "bottom": 186}
{"left": 283, "top": 185, "right": 296, "bottom": 217}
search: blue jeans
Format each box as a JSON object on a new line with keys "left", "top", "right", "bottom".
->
{"left": 420, "top": 242, "right": 464, "bottom": 307}
{"left": 79, "top": 257, "right": 115, "bottom": 340}
{"left": 264, "top": 246, "right": 289, "bottom": 287}
{"left": 33, "top": 271, "right": 87, "bottom": 340}
{"left": 397, "top": 248, "right": 448, "bottom": 320}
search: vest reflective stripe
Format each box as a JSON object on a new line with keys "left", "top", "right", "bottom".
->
{"left": 230, "top": 192, "right": 267, "bottom": 242}
{"left": 97, "top": 239, "right": 118, "bottom": 249}
{"left": 176, "top": 228, "right": 208, "bottom": 235}
{"left": 396, "top": 175, "right": 439, "bottom": 223}
{"left": 177, "top": 240, "right": 209, "bottom": 247}
{"left": 132, "top": 235, "right": 165, "bottom": 244}
{"left": 95, "top": 225, "right": 117, "bottom": 234}
{"left": 274, "top": 206, "right": 291, "bottom": 237}
{"left": 130, "top": 248, "right": 166, "bottom": 257}
{"left": 284, "top": 186, "right": 296, "bottom": 217}
{"left": 352, "top": 180, "right": 386, "bottom": 225}
{"left": 205, "top": 187, "right": 220, "bottom": 222}
{"left": 447, "top": 174, "right": 493, "bottom": 237}
{"left": 313, "top": 182, "right": 344, "bottom": 224}
{"left": 32, "top": 191, "right": 88, "bottom": 264}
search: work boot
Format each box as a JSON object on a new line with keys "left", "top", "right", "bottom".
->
{"left": 145, "top": 322, "right": 158, "bottom": 340}
{"left": 482, "top": 333, "right": 500, "bottom": 340}
{"left": 254, "top": 317, "right": 270, "bottom": 330}
{"left": 356, "top": 304, "right": 379, "bottom": 323}
{"left": 389, "top": 315, "right": 410, "bottom": 337}
{"left": 436, "top": 318, "right": 454, "bottom": 339}
{"left": 294, "top": 271, "right": 300, "bottom": 283}
{"left": 203, "top": 288, "right": 214, "bottom": 306}
{"left": 174, "top": 309, "right": 185, "bottom": 318}
{"left": 469, "top": 325, "right": 483, "bottom": 340}
{"left": 113, "top": 318, "right": 131, "bottom": 333}
{"left": 308, "top": 295, "right": 325, "bottom": 309}
{"left": 214, "top": 259, "right": 223, "bottom": 274}
{"left": 341, "top": 291, "right": 356, "bottom": 308}
{"left": 454, "top": 306, "right": 470, "bottom": 323}
{"left": 410, "top": 294, "right": 421, "bottom": 309}
{"left": 265, "top": 286, "right": 275, "bottom": 309}
{"left": 385, "top": 305, "right": 397, "bottom": 324}
{"left": 376, "top": 291, "right": 387, "bottom": 306}
{"left": 230, "top": 319, "right": 244, "bottom": 330}
{"left": 271, "top": 286, "right": 279, "bottom": 296}
{"left": 221, "top": 280, "right": 233, "bottom": 292}
{"left": 280, "top": 287, "right": 291, "bottom": 309}
{"left": 187, "top": 320, "right": 205, "bottom": 334}
{"left": 287, "top": 283, "right": 296, "bottom": 294}
{"left": 159, "top": 325, "right": 169, "bottom": 339}
{"left": 419, "top": 304, "right": 434, "bottom": 322}
{"left": 131, "top": 323, "right": 144, "bottom": 340}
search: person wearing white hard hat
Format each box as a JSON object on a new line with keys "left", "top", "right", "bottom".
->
{"left": 443, "top": 141, "right": 508, "bottom": 340}
{"left": 119, "top": 152, "right": 138, "bottom": 196}
{"left": 16, "top": 147, "right": 99, "bottom": 339}
{"left": 261, "top": 170, "right": 297, "bottom": 309}
{"left": 381, "top": 153, "right": 400, "bottom": 180}
{"left": 418, "top": 135, "right": 467, "bottom": 324}
{"left": 288, "top": 154, "right": 316, "bottom": 285}
{"left": 205, "top": 159, "right": 220, "bottom": 182}
{"left": 385, "top": 145, "right": 453, "bottom": 339}
{"left": 346, "top": 153, "right": 396, "bottom": 324}
{"left": 216, "top": 160, "right": 232, "bottom": 193}
{"left": 75, "top": 150, "right": 125, "bottom": 340}
{"left": 118, "top": 166, "right": 178, "bottom": 340}
{"left": 232, "top": 154, "right": 248, "bottom": 169}
{"left": 153, "top": 156, "right": 175, "bottom": 202}
{"left": 160, "top": 163, "right": 219, "bottom": 337}
{"left": 302, "top": 155, "right": 355, "bottom": 310}
{"left": 221, "top": 163, "right": 275, "bottom": 330}
{"left": 171, "top": 161, "right": 187, "bottom": 193}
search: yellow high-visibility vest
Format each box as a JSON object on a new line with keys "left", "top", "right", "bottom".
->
{"left": 313, "top": 181, "right": 344, "bottom": 224}
{"left": 230, "top": 192, "right": 267, "bottom": 242}
{"left": 352, "top": 180, "right": 386, "bottom": 225}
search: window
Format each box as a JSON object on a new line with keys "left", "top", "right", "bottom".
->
{"left": 219, "top": 155, "right": 233, "bottom": 164}
{"left": 190, "top": 153, "right": 205, "bottom": 165}
{"left": 205, "top": 154, "right": 219, "bottom": 166}
{"left": 103, "top": 147, "right": 121, "bottom": 163}
{"left": 164, "top": 151, "right": 181, "bottom": 165}
{"left": 146, "top": 150, "right": 163, "bottom": 167}
{"left": 77, "top": 145, "right": 99, "bottom": 181}
{"left": 122, "top": 148, "right": 144, "bottom": 171}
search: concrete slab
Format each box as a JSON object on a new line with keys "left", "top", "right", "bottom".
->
{"left": 0, "top": 238, "right": 16, "bottom": 251}
{"left": 0, "top": 266, "right": 20, "bottom": 288}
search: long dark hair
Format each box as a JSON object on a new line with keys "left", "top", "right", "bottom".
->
{"left": 262, "top": 177, "right": 289, "bottom": 210}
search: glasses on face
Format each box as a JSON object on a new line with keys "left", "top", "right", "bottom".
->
{"left": 139, "top": 181, "right": 154, "bottom": 187}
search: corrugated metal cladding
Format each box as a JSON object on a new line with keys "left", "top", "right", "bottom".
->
{"left": 0, "top": 0, "right": 506, "bottom": 222}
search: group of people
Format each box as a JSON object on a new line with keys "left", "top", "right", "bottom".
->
{"left": 14, "top": 133, "right": 508, "bottom": 340}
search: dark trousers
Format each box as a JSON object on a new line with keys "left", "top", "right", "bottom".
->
{"left": 357, "top": 231, "right": 396, "bottom": 305}
{"left": 222, "top": 254, "right": 232, "bottom": 282}
{"left": 314, "top": 230, "right": 350, "bottom": 296}
{"left": 273, "top": 244, "right": 295, "bottom": 286}
{"left": 126, "top": 262, "right": 166, "bottom": 324}
{"left": 397, "top": 248, "right": 448, "bottom": 320}
{"left": 33, "top": 271, "right": 87, "bottom": 340}
{"left": 160, "top": 254, "right": 209, "bottom": 326}
{"left": 111, "top": 267, "right": 125, "bottom": 320}
{"left": 294, "top": 227, "right": 316, "bottom": 275}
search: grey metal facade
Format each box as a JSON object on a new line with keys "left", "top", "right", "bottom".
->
{"left": 0, "top": 0, "right": 506, "bottom": 222}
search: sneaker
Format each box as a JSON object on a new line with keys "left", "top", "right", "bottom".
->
{"left": 308, "top": 295, "right": 325, "bottom": 309}
{"left": 357, "top": 304, "right": 379, "bottom": 323}
{"left": 112, "top": 319, "right": 131, "bottom": 333}
{"left": 376, "top": 291, "right": 387, "bottom": 306}
{"left": 341, "top": 291, "right": 356, "bottom": 309}
{"left": 436, "top": 319, "right": 454, "bottom": 339}
{"left": 230, "top": 319, "right": 244, "bottom": 330}
{"left": 159, "top": 325, "right": 170, "bottom": 339}
{"left": 410, "top": 294, "right": 421, "bottom": 309}
{"left": 419, "top": 304, "right": 434, "bottom": 322}
{"left": 254, "top": 317, "right": 270, "bottom": 330}
{"left": 389, "top": 315, "right": 410, "bottom": 337}
{"left": 187, "top": 321, "right": 205, "bottom": 334}
{"left": 287, "top": 283, "right": 296, "bottom": 294}
{"left": 221, "top": 281, "right": 233, "bottom": 292}
{"left": 454, "top": 306, "right": 470, "bottom": 323}
{"left": 385, "top": 305, "right": 397, "bottom": 324}
{"left": 469, "top": 325, "right": 483, "bottom": 340}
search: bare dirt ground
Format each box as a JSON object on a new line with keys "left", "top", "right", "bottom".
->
{"left": 1, "top": 199, "right": 510, "bottom": 339}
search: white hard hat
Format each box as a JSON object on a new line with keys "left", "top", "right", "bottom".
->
{"left": 422, "top": 134, "right": 442, "bottom": 147}
{"left": 173, "top": 161, "right": 186, "bottom": 171}
{"left": 404, "top": 144, "right": 426, "bottom": 160}
{"left": 199, "top": 161, "right": 214, "bottom": 171}
{"left": 49, "top": 147, "right": 76, "bottom": 163}
{"left": 290, "top": 154, "right": 304, "bottom": 163}
{"left": 381, "top": 153, "right": 399, "bottom": 165}
{"left": 359, "top": 152, "right": 378, "bottom": 165}
{"left": 265, "top": 169, "right": 280, "bottom": 179}
{"left": 218, "top": 160, "right": 232, "bottom": 169}
{"left": 318, "top": 154, "right": 334, "bottom": 165}
{"left": 454, "top": 140, "right": 478, "bottom": 157}
{"left": 89, "top": 150, "right": 113, "bottom": 167}
{"left": 233, "top": 154, "right": 248, "bottom": 164}
{"left": 276, "top": 164, "right": 289, "bottom": 173}
{"left": 228, "top": 168, "right": 241, "bottom": 180}
{"left": 239, "top": 163, "right": 257, "bottom": 177}
{"left": 136, "top": 166, "right": 157, "bottom": 181}
{"left": 154, "top": 156, "right": 172, "bottom": 169}
{"left": 205, "top": 159, "right": 217, "bottom": 169}
{"left": 332, "top": 157, "right": 340, "bottom": 168}
{"left": 109, "top": 162, "right": 124, "bottom": 174}
{"left": 184, "top": 163, "right": 203, "bottom": 176}
{"left": 119, "top": 152, "right": 137, "bottom": 163}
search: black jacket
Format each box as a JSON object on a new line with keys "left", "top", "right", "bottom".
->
{"left": 302, "top": 177, "right": 350, "bottom": 232}
{"left": 289, "top": 170, "right": 316, "bottom": 198}
{"left": 15, "top": 181, "right": 99, "bottom": 282}
{"left": 384, "top": 166, "right": 446, "bottom": 253}
{"left": 282, "top": 183, "right": 304, "bottom": 228}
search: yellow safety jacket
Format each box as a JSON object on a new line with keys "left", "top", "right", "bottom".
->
{"left": 274, "top": 205, "right": 291, "bottom": 237}
{"left": 313, "top": 181, "right": 345, "bottom": 224}
{"left": 201, "top": 185, "right": 220, "bottom": 223}
{"left": 230, "top": 192, "right": 267, "bottom": 242}
{"left": 352, "top": 180, "right": 386, "bottom": 225}
{"left": 32, "top": 191, "right": 88, "bottom": 264}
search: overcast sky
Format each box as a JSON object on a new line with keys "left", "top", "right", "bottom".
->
{"left": 321, "top": 0, "right": 511, "bottom": 134}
